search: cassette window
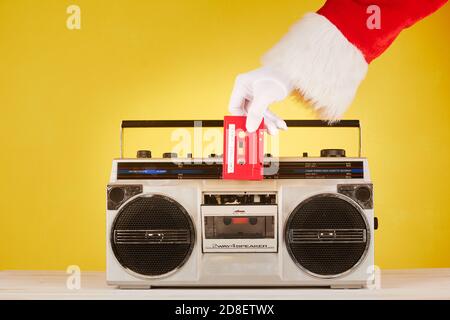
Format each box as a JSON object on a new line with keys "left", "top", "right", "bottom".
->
{"left": 204, "top": 216, "right": 275, "bottom": 239}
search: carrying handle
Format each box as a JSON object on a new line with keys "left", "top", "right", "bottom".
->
{"left": 121, "top": 120, "right": 360, "bottom": 128}
{"left": 120, "top": 120, "right": 362, "bottom": 158}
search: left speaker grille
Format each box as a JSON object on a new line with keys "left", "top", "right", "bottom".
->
{"left": 111, "top": 195, "right": 195, "bottom": 277}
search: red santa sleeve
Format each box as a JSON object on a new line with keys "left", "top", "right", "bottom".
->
{"left": 262, "top": 0, "right": 447, "bottom": 120}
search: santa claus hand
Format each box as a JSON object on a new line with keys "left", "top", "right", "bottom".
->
{"left": 229, "top": 67, "right": 292, "bottom": 135}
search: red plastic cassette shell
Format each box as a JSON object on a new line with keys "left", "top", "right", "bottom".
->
{"left": 222, "top": 116, "right": 264, "bottom": 180}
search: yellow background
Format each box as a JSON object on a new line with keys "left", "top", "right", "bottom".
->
{"left": 0, "top": 0, "right": 449, "bottom": 271}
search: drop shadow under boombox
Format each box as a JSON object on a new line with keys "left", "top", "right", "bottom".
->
{"left": 106, "top": 120, "right": 378, "bottom": 289}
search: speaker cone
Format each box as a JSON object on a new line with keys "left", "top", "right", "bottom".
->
{"left": 111, "top": 194, "right": 195, "bottom": 278}
{"left": 285, "top": 194, "right": 369, "bottom": 278}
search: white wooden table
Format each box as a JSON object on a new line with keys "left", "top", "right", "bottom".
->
{"left": 1, "top": 269, "right": 449, "bottom": 300}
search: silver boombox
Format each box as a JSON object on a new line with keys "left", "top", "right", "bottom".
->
{"left": 106, "top": 120, "right": 378, "bottom": 289}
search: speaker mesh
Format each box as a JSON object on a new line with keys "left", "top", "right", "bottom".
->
{"left": 285, "top": 194, "right": 369, "bottom": 278}
{"left": 111, "top": 195, "right": 195, "bottom": 277}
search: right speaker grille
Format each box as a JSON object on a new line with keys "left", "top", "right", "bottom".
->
{"left": 285, "top": 194, "right": 369, "bottom": 278}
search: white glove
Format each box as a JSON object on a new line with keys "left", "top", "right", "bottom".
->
{"left": 228, "top": 66, "right": 293, "bottom": 135}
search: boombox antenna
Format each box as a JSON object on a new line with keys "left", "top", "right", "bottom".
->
{"left": 119, "top": 120, "right": 362, "bottom": 158}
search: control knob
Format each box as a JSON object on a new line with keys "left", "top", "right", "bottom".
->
{"left": 163, "top": 152, "right": 177, "bottom": 159}
{"left": 320, "top": 149, "right": 346, "bottom": 158}
{"left": 136, "top": 150, "right": 152, "bottom": 159}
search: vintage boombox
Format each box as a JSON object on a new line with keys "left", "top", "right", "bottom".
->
{"left": 106, "top": 120, "right": 378, "bottom": 289}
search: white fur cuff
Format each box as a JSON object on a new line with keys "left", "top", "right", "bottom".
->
{"left": 262, "top": 13, "right": 368, "bottom": 120}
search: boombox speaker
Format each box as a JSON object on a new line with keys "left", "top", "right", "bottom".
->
{"left": 285, "top": 194, "right": 370, "bottom": 278}
{"left": 111, "top": 195, "right": 196, "bottom": 277}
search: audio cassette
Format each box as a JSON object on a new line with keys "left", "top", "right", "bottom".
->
{"left": 223, "top": 116, "right": 264, "bottom": 181}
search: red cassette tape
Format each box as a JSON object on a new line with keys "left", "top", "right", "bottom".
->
{"left": 223, "top": 116, "right": 264, "bottom": 180}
